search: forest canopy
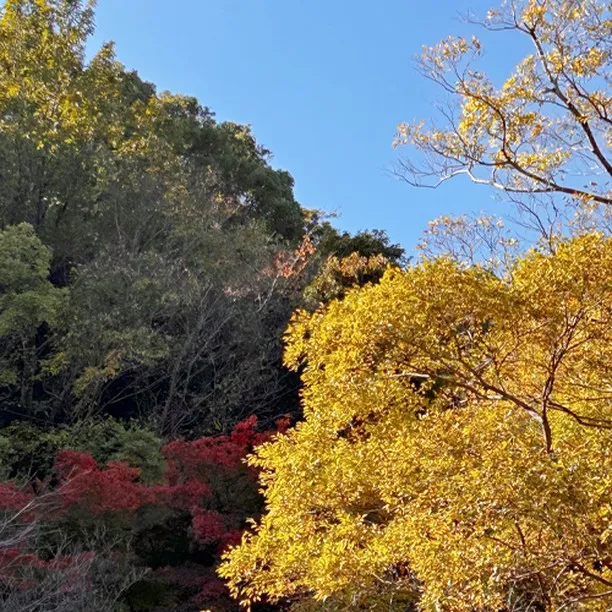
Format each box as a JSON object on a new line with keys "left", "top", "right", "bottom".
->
{"left": 0, "top": 0, "right": 404, "bottom": 609}
{"left": 0, "top": 0, "right": 402, "bottom": 436}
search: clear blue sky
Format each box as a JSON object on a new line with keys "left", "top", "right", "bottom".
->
{"left": 89, "top": 0, "right": 526, "bottom": 255}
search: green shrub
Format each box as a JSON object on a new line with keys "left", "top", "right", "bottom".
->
{"left": 0, "top": 419, "right": 164, "bottom": 483}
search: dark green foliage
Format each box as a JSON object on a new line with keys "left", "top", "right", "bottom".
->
{"left": 0, "top": 419, "right": 164, "bottom": 482}
{"left": 0, "top": 421, "right": 69, "bottom": 481}
{"left": 0, "top": 0, "right": 308, "bottom": 433}
{"left": 303, "top": 252, "right": 393, "bottom": 308}
{"left": 0, "top": 0, "right": 402, "bottom": 435}
{"left": 314, "top": 223, "right": 406, "bottom": 264}
{"left": 0, "top": 224, "right": 64, "bottom": 415}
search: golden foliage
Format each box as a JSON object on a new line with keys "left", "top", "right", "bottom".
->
{"left": 220, "top": 233, "right": 612, "bottom": 610}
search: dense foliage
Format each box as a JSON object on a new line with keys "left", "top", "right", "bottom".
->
{"left": 0, "top": 0, "right": 403, "bottom": 610}
{"left": 220, "top": 0, "right": 612, "bottom": 609}
{"left": 0, "top": 0, "right": 401, "bottom": 435}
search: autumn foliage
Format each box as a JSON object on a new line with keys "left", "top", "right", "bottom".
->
{"left": 220, "top": 233, "right": 612, "bottom": 610}
{"left": 395, "top": 0, "right": 611, "bottom": 212}
{"left": 0, "top": 417, "right": 289, "bottom": 610}
{"left": 0, "top": 0, "right": 611, "bottom": 610}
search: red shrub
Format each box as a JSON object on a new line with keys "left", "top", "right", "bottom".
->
{"left": 192, "top": 509, "right": 226, "bottom": 545}
{"left": 0, "top": 416, "right": 292, "bottom": 610}
{"left": 55, "top": 451, "right": 151, "bottom": 514}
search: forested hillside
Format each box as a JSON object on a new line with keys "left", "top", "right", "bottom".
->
{"left": 0, "top": 0, "right": 610, "bottom": 611}
{"left": 0, "top": 0, "right": 404, "bottom": 436}
{"left": 0, "top": 0, "right": 404, "bottom": 609}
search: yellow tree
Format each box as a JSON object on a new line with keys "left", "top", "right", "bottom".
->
{"left": 220, "top": 232, "right": 612, "bottom": 610}
{"left": 394, "top": 0, "right": 611, "bottom": 232}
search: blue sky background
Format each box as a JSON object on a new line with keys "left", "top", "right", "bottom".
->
{"left": 89, "top": 0, "right": 528, "bottom": 255}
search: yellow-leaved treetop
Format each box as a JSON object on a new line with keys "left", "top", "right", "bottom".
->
{"left": 394, "top": 0, "right": 611, "bottom": 212}
{"left": 220, "top": 232, "right": 612, "bottom": 610}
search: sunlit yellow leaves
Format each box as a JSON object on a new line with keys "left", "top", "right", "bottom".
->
{"left": 0, "top": 0, "right": 126, "bottom": 160}
{"left": 571, "top": 47, "right": 608, "bottom": 76}
{"left": 220, "top": 233, "right": 612, "bottom": 610}
{"left": 521, "top": 0, "right": 548, "bottom": 28}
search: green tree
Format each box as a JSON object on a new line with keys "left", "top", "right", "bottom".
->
{"left": 303, "top": 252, "right": 393, "bottom": 308}
{"left": 0, "top": 0, "right": 305, "bottom": 265}
{"left": 313, "top": 223, "right": 405, "bottom": 264}
{"left": 0, "top": 224, "right": 64, "bottom": 416}
{"left": 59, "top": 229, "right": 300, "bottom": 434}
{"left": 0, "top": 0, "right": 309, "bottom": 432}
